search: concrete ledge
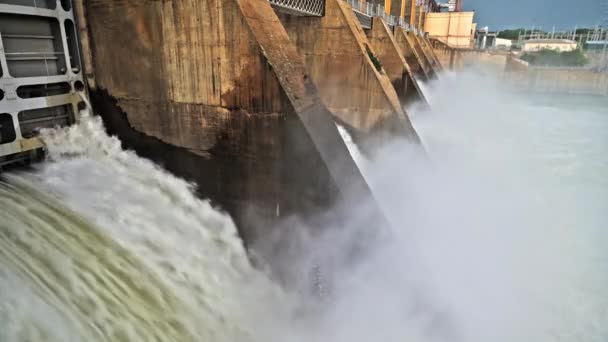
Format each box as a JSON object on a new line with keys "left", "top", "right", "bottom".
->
{"left": 365, "top": 17, "right": 427, "bottom": 106}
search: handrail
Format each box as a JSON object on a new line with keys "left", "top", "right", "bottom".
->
{"left": 268, "top": 0, "right": 325, "bottom": 17}
{"left": 343, "top": 0, "right": 417, "bottom": 32}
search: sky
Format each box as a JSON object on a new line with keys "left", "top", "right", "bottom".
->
{"left": 462, "top": 0, "right": 605, "bottom": 31}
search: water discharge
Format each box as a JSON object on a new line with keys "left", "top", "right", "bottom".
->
{"left": 0, "top": 115, "right": 293, "bottom": 342}
{"left": 336, "top": 70, "right": 608, "bottom": 342}
{"left": 1, "top": 69, "right": 607, "bottom": 342}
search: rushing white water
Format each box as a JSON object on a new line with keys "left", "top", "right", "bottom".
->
{"left": 336, "top": 124, "right": 367, "bottom": 174}
{"left": 333, "top": 70, "right": 608, "bottom": 342}
{"left": 1, "top": 68, "right": 606, "bottom": 342}
{"left": 0, "top": 114, "right": 293, "bottom": 342}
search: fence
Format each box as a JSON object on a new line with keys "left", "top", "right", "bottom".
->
{"left": 344, "top": 0, "right": 413, "bottom": 31}
{"left": 268, "top": 0, "right": 325, "bottom": 16}
{"left": 267, "top": 0, "right": 419, "bottom": 32}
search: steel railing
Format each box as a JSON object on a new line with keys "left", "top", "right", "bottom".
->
{"left": 268, "top": 0, "right": 325, "bottom": 16}
{"left": 267, "top": 0, "right": 423, "bottom": 32}
{"left": 343, "top": 0, "right": 418, "bottom": 32}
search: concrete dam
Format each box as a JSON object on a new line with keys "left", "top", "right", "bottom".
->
{"left": 0, "top": 1, "right": 555, "bottom": 341}
{"left": 0, "top": 0, "right": 448, "bottom": 245}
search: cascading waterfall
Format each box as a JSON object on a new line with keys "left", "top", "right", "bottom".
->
{"left": 0, "top": 114, "right": 293, "bottom": 342}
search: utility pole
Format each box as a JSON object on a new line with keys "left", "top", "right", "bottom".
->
{"left": 598, "top": 0, "right": 608, "bottom": 71}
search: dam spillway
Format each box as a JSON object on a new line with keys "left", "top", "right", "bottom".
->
{"left": 2, "top": 69, "right": 608, "bottom": 342}
{"left": 0, "top": 0, "right": 448, "bottom": 301}
{"left": 9, "top": 1, "right": 608, "bottom": 341}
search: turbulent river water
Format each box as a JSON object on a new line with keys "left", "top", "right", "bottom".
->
{"left": 1, "top": 70, "right": 607, "bottom": 342}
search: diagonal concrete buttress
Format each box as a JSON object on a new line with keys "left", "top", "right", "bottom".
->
{"left": 411, "top": 33, "right": 442, "bottom": 75}
{"left": 365, "top": 17, "right": 428, "bottom": 107}
{"left": 275, "top": 0, "right": 420, "bottom": 143}
{"left": 407, "top": 31, "right": 438, "bottom": 79}
{"left": 79, "top": 0, "right": 391, "bottom": 253}
{"left": 419, "top": 35, "right": 444, "bottom": 72}
{"left": 394, "top": 27, "right": 431, "bottom": 81}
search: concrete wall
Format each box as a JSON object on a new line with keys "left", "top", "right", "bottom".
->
{"left": 505, "top": 56, "right": 529, "bottom": 72}
{"left": 430, "top": 38, "right": 504, "bottom": 72}
{"left": 424, "top": 12, "right": 475, "bottom": 48}
{"left": 85, "top": 0, "right": 285, "bottom": 151}
{"left": 365, "top": 17, "right": 427, "bottom": 106}
{"left": 277, "top": 0, "right": 419, "bottom": 141}
{"left": 505, "top": 58, "right": 608, "bottom": 95}
{"left": 81, "top": 0, "right": 387, "bottom": 253}
{"left": 460, "top": 50, "right": 509, "bottom": 73}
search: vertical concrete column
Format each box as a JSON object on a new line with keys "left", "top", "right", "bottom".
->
{"left": 365, "top": 17, "right": 427, "bottom": 106}
{"left": 388, "top": 0, "right": 402, "bottom": 16}
{"left": 409, "top": 0, "right": 417, "bottom": 27}
{"left": 417, "top": 3, "right": 424, "bottom": 30}
{"left": 384, "top": 0, "right": 391, "bottom": 14}
{"left": 400, "top": 0, "right": 407, "bottom": 18}
{"left": 449, "top": 49, "right": 456, "bottom": 70}
{"left": 278, "top": 0, "right": 419, "bottom": 141}
{"left": 74, "top": 0, "right": 97, "bottom": 90}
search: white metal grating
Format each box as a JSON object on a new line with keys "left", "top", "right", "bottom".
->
{"left": 268, "top": 0, "right": 325, "bottom": 16}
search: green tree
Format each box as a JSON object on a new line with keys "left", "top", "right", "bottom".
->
{"left": 520, "top": 48, "right": 589, "bottom": 67}
{"left": 575, "top": 28, "right": 594, "bottom": 35}
{"left": 497, "top": 29, "right": 523, "bottom": 40}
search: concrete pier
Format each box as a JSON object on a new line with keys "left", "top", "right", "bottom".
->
{"left": 407, "top": 31, "right": 437, "bottom": 78}
{"left": 276, "top": 0, "right": 419, "bottom": 141}
{"left": 365, "top": 17, "right": 428, "bottom": 106}
{"left": 419, "top": 36, "right": 444, "bottom": 72}
{"left": 80, "top": 0, "right": 391, "bottom": 250}
{"left": 429, "top": 38, "right": 464, "bottom": 71}
{"left": 394, "top": 28, "right": 430, "bottom": 80}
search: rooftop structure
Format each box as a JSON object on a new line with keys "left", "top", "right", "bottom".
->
{"left": 425, "top": 11, "right": 476, "bottom": 48}
{"left": 522, "top": 39, "right": 578, "bottom": 52}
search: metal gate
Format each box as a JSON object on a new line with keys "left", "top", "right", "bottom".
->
{"left": 0, "top": 0, "right": 85, "bottom": 166}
